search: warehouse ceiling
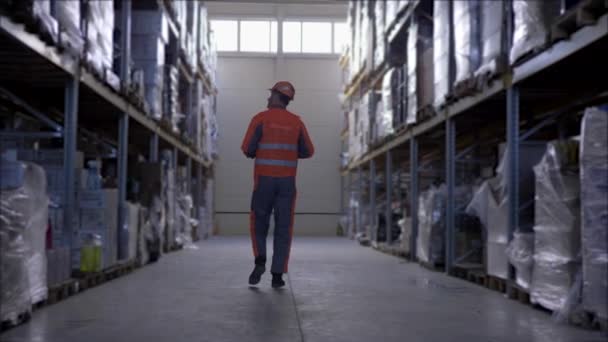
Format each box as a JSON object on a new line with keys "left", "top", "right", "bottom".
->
{"left": 206, "top": 0, "right": 345, "bottom": 3}
{"left": 206, "top": 0, "right": 348, "bottom": 18}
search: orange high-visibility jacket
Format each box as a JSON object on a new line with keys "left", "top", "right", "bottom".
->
{"left": 241, "top": 107, "right": 315, "bottom": 177}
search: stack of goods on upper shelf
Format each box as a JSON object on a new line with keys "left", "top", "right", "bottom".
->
{"left": 83, "top": 0, "right": 118, "bottom": 90}
{"left": 580, "top": 107, "right": 608, "bottom": 323}
{"left": 374, "top": 0, "right": 386, "bottom": 71}
{"left": 53, "top": 0, "right": 84, "bottom": 57}
{"left": 0, "top": 0, "right": 58, "bottom": 44}
{"left": 342, "top": 0, "right": 599, "bottom": 150}
{"left": 510, "top": 0, "right": 561, "bottom": 65}
{"left": 164, "top": 65, "right": 181, "bottom": 132}
{"left": 432, "top": 0, "right": 451, "bottom": 109}
{"left": 0, "top": 156, "right": 48, "bottom": 325}
{"left": 1, "top": 1, "right": 218, "bottom": 159}
{"left": 201, "top": 94, "right": 219, "bottom": 160}
{"left": 452, "top": 0, "right": 481, "bottom": 88}
{"left": 132, "top": 9, "right": 168, "bottom": 121}
{"left": 199, "top": 6, "right": 218, "bottom": 85}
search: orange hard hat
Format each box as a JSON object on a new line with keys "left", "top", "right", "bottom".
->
{"left": 269, "top": 81, "right": 295, "bottom": 100}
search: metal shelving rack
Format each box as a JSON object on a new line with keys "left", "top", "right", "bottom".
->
{"left": 0, "top": 1, "right": 217, "bottom": 260}
{"left": 340, "top": 0, "right": 608, "bottom": 292}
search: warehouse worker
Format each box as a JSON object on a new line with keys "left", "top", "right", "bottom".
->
{"left": 241, "top": 81, "right": 315, "bottom": 288}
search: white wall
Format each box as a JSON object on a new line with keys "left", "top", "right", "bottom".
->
{"left": 214, "top": 55, "right": 343, "bottom": 236}
{"left": 210, "top": 2, "right": 346, "bottom": 236}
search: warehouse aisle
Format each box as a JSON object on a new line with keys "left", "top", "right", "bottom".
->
{"left": 2, "top": 237, "right": 606, "bottom": 342}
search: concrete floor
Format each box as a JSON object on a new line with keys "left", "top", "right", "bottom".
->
{"left": 1, "top": 237, "right": 606, "bottom": 342}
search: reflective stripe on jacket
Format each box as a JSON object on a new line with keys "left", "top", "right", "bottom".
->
{"left": 241, "top": 108, "right": 315, "bottom": 177}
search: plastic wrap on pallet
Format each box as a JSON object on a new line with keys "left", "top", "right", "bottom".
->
{"left": 176, "top": 189, "right": 197, "bottom": 249}
{"left": 84, "top": 0, "right": 114, "bottom": 75}
{"left": 416, "top": 184, "right": 446, "bottom": 264}
{"left": 374, "top": 0, "right": 386, "bottom": 69}
{"left": 163, "top": 65, "right": 179, "bottom": 126}
{"left": 1, "top": 161, "right": 48, "bottom": 323}
{"left": 385, "top": 0, "right": 398, "bottom": 28}
{"left": 531, "top": 140, "right": 581, "bottom": 311}
{"left": 533, "top": 140, "right": 581, "bottom": 260}
{"left": 433, "top": 0, "right": 451, "bottom": 108}
{"left": 358, "top": 96, "right": 370, "bottom": 156}
{"left": 378, "top": 69, "right": 395, "bottom": 138}
{"left": 510, "top": 0, "right": 561, "bottom": 64}
{"left": 507, "top": 232, "right": 535, "bottom": 290}
{"left": 350, "top": 1, "right": 361, "bottom": 79}
{"left": 52, "top": 0, "right": 83, "bottom": 55}
{"left": 406, "top": 21, "right": 418, "bottom": 125}
{"left": 466, "top": 176, "right": 509, "bottom": 278}
{"left": 347, "top": 110, "right": 360, "bottom": 161}
{"left": 161, "top": 150, "right": 177, "bottom": 249}
{"left": 580, "top": 107, "right": 608, "bottom": 320}
{"left": 552, "top": 269, "right": 586, "bottom": 324}
{"left": 532, "top": 259, "right": 580, "bottom": 311}
{"left": 360, "top": 3, "right": 370, "bottom": 71}
{"left": 124, "top": 202, "right": 139, "bottom": 261}
{"left": 399, "top": 216, "right": 412, "bottom": 254}
{"left": 453, "top": 0, "right": 481, "bottom": 83}
{"left": 476, "top": 0, "right": 508, "bottom": 76}
{"left": 198, "top": 5, "right": 209, "bottom": 57}
{"left": 12, "top": 0, "right": 58, "bottom": 43}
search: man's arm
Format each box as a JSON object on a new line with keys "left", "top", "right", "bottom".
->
{"left": 297, "top": 122, "right": 315, "bottom": 159}
{"left": 241, "top": 118, "right": 263, "bottom": 159}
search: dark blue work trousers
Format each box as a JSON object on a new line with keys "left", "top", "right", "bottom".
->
{"left": 250, "top": 176, "right": 297, "bottom": 274}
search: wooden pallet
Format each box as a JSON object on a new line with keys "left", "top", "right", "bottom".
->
{"left": 551, "top": 0, "right": 608, "bottom": 43}
{"left": 419, "top": 260, "right": 444, "bottom": 272}
{"left": 416, "top": 105, "right": 436, "bottom": 124}
{"left": 485, "top": 275, "right": 507, "bottom": 293}
{"left": 11, "top": 10, "right": 58, "bottom": 46}
{"left": 507, "top": 284, "right": 531, "bottom": 305}
{"left": 379, "top": 244, "right": 409, "bottom": 259}
{"left": 591, "top": 315, "right": 608, "bottom": 332}
{"left": 450, "top": 264, "right": 488, "bottom": 287}
{"left": 0, "top": 311, "right": 31, "bottom": 333}
{"left": 46, "top": 279, "right": 79, "bottom": 305}
{"left": 73, "top": 260, "right": 138, "bottom": 292}
{"left": 447, "top": 67, "right": 503, "bottom": 105}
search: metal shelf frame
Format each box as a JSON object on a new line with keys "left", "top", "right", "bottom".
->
{"left": 340, "top": 8, "right": 608, "bottom": 289}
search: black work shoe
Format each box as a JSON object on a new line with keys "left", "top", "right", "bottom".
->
{"left": 248, "top": 265, "right": 265, "bottom": 285}
{"left": 271, "top": 273, "right": 286, "bottom": 288}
